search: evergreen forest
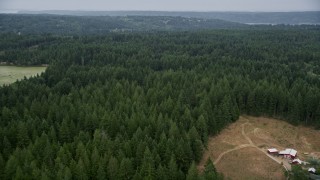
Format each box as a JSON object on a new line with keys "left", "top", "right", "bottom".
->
{"left": 0, "top": 15, "right": 320, "bottom": 179}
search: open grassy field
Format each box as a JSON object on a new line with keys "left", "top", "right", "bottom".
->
{"left": 198, "top": 116, "right": 320, "bottom": 179}
{"left": 0, "top": 66, "right": 46, "bottom": 85}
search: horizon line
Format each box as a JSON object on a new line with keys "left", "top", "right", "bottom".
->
{"left": 1, "top": 9, "right": 320, "bottom": 13}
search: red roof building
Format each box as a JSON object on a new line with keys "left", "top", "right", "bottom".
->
{"left": 267, "top": 148, "right": 278, "bottom": 154}
{"left": 279, "top": 149, "right": 297, "bottom": 159}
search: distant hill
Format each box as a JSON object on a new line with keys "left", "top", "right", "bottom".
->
{"left": 0, "top": 14, "right": 246, "bottom": 35}
{"left": 18, "top": 10, "right": 320, "bottom": 25}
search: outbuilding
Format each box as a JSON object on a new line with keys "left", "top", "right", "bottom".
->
{"left": 292, "top": 158, "right": 302, "bottom": 165}
{"left": 267, "top": 148, "right": 278, "bottom": 154}
{"left": 308, "top": 167, "right": 316, "bottom": 174}
{"left": 279, "top": 148, "right": 297, "bottom": 159}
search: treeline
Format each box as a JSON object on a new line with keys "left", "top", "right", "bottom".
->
{"left": 0, "top": 29, "right": 320, "bottom": 179}
{"left": 0, "top": 14, "right": 246, "bottom": 35}
{"left": 17, "top": 11, "right": 320, "bottom": 25}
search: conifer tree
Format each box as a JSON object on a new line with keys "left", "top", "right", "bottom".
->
{"left": 203, "top": 159, "right": 218, "bottom": 180}
{"left": 5, "top": 155, "right": 19, "bottom": 178}
{"left": 107, "top": 156, "right": 119, "bottom": 180}
{"left": 119, "top": 158, "right": 134, "bottom": 180}
{"left": 75, "top": 158, "right": 88, "bottom": 180}
{"left": 140, "top": 148, "right": 155, "bottom": 179}
{"left": 17, "top": 122, "right": 30, "bottom": 147}
{"left": 186, "top": 161, "right": 198, "bottom": 180}
{"left": 168, "top": 155, "right": 178, "bottom": 180}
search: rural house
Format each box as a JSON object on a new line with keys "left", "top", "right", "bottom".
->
{"left": 279, "top": 148, "right": 297, "bottom": 159}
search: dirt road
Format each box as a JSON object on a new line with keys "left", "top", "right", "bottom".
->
{"left": 241, "top": 117, "right": 291, "bottom": 171}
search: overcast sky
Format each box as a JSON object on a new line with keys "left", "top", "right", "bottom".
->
{"left": 1, "top": 0, "right": 319, "bottom": 11}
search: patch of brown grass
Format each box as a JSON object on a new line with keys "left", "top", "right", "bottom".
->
{"left": 297, "top": 126, "right": 320, "bottom": 151}
{"left": 198, "top": 115, "right": 320, "bottom": 178}
{"left": 220, "top": 118, "right": 250, "bottom": 146}
{"left": 244, "top": 116, "right": 320, "bottom": 158}
{"left": 216, "top": 147, "right": 285, "bottom": 180}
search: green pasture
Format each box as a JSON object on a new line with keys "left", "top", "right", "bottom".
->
{"left": 0, "top": 66, "right": 46, "bottom": 85}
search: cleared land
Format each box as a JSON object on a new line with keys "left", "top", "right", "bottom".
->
{"left": 0, "top": 66, "right": 46, "bottom": 85}
{"left": 198, "top": 116, "right": 320, "bottom": 180}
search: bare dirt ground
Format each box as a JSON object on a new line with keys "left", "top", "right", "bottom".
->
{"left": 198, "top": 116, "right": 320, "bottom": 179}
{"left": 216, "top": 147, "right": 285, "bottom": 180}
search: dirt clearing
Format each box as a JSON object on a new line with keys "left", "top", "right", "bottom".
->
{"left": 198, "top": 116, "right": 320, "bottom": 179}
{"left": 217, "top": 147, "right": 285, "bottom": 180}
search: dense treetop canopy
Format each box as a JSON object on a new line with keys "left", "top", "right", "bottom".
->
{"left": 0, "top": 15, "right": 319, "bottom": 179}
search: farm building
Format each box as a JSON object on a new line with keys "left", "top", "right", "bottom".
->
{"left": 308, "top": 167, "right": 316, "bottom": 174}
{"left": 267, "top": 148, "right": 278, "bottom": 154}
{"left": 279, "top": 148, "right": 297, "bottom": 159}
{"left": 292, "top": 158, "right": 302, "bottom": 165}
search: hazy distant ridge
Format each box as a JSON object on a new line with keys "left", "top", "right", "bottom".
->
{"left": 17, "top": 10, "right": 320, "bottom": 24}
{"left": 0, "top": 14, "right": 247, "bottom": 35}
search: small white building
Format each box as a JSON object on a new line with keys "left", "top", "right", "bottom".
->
{"left": 292, "top": 158, "right": 302, "bottom": 165}
{"left": 308, "top": 167, "right": 316, "bottom": 174}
